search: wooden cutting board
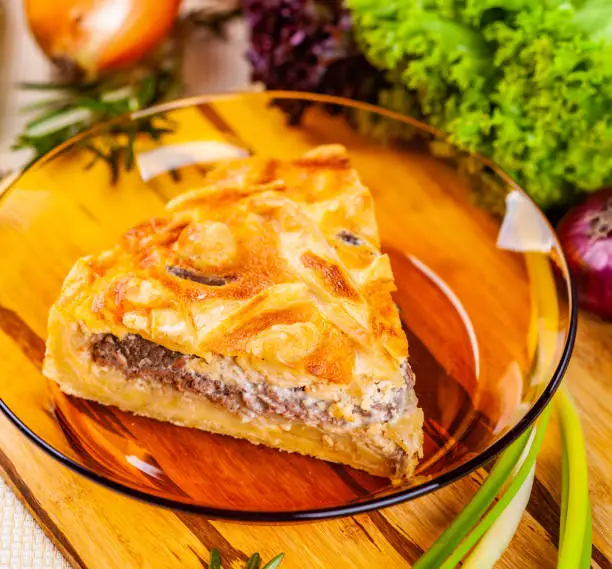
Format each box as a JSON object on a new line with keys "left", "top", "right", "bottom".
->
{"left": 0, "top": 312, "right": 610, "bottom": 569}
{"left": 0, "top": 97, "right": 611, "bottom": 568}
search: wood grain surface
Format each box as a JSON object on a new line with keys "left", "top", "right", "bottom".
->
{"left": 0, "top": 313, "right": 611, "bottom": 569}
{"left": 0, "top": 96, "right": 610, "bottom": 568}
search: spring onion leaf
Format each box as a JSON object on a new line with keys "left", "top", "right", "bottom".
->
{"left": 440, "top": 405, "right": 551, "bottom": 568}
{"left": 25, "top": 108, "right": 93, "bottom": 138}
{"left": 559, "top": 412, "right": 570, "bottom": 552}
{"left": 557, "top": 388, "right": 591, "bottom": 568}
{"left": 580, "top": 504, "right": 593, "bottom": 569}
{"left": 412, "top": 426, "right": 533, "bottom": 569}
{"left": 461, "top": 465, "right": 535, "bottom": 568}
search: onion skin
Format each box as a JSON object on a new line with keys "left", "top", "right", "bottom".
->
{"left": 557, "top": 189, "right": 612, "bottom": 320}
{"left": 24, "top": 0, "right": 181, "bottom": 77}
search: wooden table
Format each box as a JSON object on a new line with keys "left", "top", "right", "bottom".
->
{"left": 0, "top": 312, "right": 610, "bottom": 568}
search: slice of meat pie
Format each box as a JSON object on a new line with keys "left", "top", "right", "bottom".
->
{"left": 43, "top": 145, "right": 423, "bottom": 479}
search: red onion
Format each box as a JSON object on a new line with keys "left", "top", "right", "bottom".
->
{"left": 558, "top": 189, "right": 612, "bottom": 319}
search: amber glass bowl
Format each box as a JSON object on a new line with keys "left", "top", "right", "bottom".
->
{"left": 0, "top": 92, "right": 576, "bottom": 521}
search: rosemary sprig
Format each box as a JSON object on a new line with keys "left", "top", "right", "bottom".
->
{"left": 13, "top": 43, "right": 182, "bottom": 181}
{"left": 209, "top": 549, "right": 284, "bottom": 569}
{"left": 11, "top": 2, "right": 244, "bottom": 180}
{"left": 245, "top": 553, "right": 261, "bottom": 569}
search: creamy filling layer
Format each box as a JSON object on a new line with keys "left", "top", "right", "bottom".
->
{"left": 90, "top": 333, "right": 415, "bottom": 430}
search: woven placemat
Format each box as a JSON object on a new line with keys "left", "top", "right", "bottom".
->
{"left": 0, "top": 478, "right": 69, "bottom": 569}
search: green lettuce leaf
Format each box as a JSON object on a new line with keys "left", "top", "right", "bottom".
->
{"left": 348, "top": 0, "right": 612, "bottom": 208}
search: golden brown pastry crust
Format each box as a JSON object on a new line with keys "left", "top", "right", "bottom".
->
{"left": 53, "top": 145, "right": 408, "bottom": 389}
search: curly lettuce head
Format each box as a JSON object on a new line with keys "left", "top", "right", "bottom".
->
{"left": 349, "top": 0, "right": 612, "bottom": 208}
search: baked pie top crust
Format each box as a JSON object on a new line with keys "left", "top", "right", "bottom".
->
{"left": 52, "top": 144, "right": 409, "bottom": 394}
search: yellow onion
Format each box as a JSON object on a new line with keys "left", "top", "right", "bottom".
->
{"left": 24, "top": 0, "right": 182, "bottom": 77}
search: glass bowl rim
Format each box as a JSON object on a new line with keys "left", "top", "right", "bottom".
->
{"left": 0, "top": 91, "right": 578, "bottom": 522}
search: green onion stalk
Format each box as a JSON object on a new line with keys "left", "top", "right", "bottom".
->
{"left": 412, "top": 386, "right": 591, "bottom": 568}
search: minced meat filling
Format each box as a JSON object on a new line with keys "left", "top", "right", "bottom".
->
{"left": 90, "top": 333, "right": 411, "bottom": 428}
